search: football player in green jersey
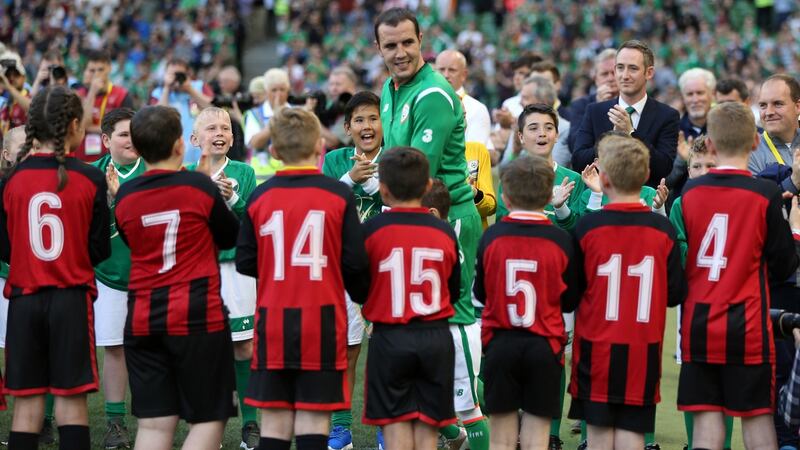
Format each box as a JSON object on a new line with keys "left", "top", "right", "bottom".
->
{"left": 92, "top": 108, "right": 146, "bottom": 448}
{"left": 188, "top": 107, "right": 260, "bottom": 449}
{"left": 375, "top": 8, "right": 488, "bottom": 450}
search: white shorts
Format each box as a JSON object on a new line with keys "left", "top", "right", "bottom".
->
{"left": 0, "top": 278, "right": 8, "bottom": 348}
{"left": 450, "top": 322, "right": 482, "bottom": 412}
{"left": 94, "top": 280, "right": 128, "bottom": 346}
{"left": 345, "top": 292, "right": 364, "bottom": 346}
{"left": 220, "top": 261, "right": 257, "bottom": 342}
{"left": 563, "top": 311, "right": 574, "bottom": 354}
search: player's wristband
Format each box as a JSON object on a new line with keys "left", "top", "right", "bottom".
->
{"left": 587, "top": 191, "right": 603, "bottom": 210}
{"left": 339, "top": 172, "right": 356, "bottom": 187}
{"left": 225, "top": 191, "right": 240, "bottom": 209}
{"left": 473, "top": 189, "right": 484, "bottom": 204}
{"left": 362, "top": 177, "right": 379, "bottom": 195}
{"left": 554, "top": 203, "right": 571, "bottom": 220}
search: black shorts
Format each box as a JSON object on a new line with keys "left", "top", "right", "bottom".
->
{"left": 5, "top": 288, "right": 98, "bottom": 396}
{"left": 364, "top": 320, "right": 456, "bottom": 427}
{"left": 677, "top": 361, "right": 774, "bottom": 417}
{"left": 124, "top": 331, "right": 237, "bottom": 423}
{"left": 569, "top": 399, "right": 656, "bottom": 433}
{"left": 483, "top": 330, "right": 563, "bottom": 417}
{"left": 246, "top": 369, "right": 348, "bottom": 411}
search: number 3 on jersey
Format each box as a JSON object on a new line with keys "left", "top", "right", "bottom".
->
{"left": 260, "top": 210, "right": 328, "bottom": 280}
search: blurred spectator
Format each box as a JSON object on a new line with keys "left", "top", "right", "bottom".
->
{"left": 245, "top": 68, "right": 288, "bottom": 183}
{"left": 0, "top": 51, "right": 29, "bottom": 140}
{"left": 566, "top": 48, "right": 619, "bottom": 150}
{"left": 30, "top": 49, "right": 70, "bottom": 97}
{"left": 320, "top": 66, "right": 358, "bottom": 148}
{"left": 749, "top": 74, "right": 800, "bottom": 175}
{"left": 678, "top": 68, "right": 716, "bottom": 139}
{"left": 716, "top": 77, "right": 752, "bottom": 105}
{"left": 434, "top": 50, "right": 492, "bottom": 151}
{"left": 150, "top": 57, "right": 214, "bottom": 163}
{"left": 209, "top": 65, "right": 247, "bottom": 161}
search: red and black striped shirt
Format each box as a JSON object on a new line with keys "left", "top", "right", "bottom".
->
{"left": 570, "top": 203, "right": 686, "bottom": 406}
{"left": 680, "top": 168, "right": 800, "bottom": 365}
{"left": 236, "top": 168, "right": 369, "bottom": 371}
{"left": 115, "top": 169, "right": 239, "bottom": 336}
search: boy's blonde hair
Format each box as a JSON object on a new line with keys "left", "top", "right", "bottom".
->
{"left": 193, "top": 107, "right": 231, "bottom": 134}
{"left": 597, "top": 134, "right": 649, "bottom": 194}
{"left": 687, "top": 134, "right": 709, "bottom": 162}
{"left": 706, "top": 102, "right": 756, "bottom": 156}
{"left": 270, "top": 108, "right": 320, "bottom": 163}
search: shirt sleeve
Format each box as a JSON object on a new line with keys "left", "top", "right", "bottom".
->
{"left": 472, "top": 235, "right": 487, "bottom": 305}
{"left": 89, "top": 176, "right": 112, "bottom": 266}
{"left": 208, "top": 188, "right": 240, "bottom": 251}
{"left": 235, "top": 207, "right": 257, "bottom": 278}
{"left": 669, "top": 198, "right": 689, "bottom": 266}
{"left": 474, "top": 144, "right": 496, "bottom": 218}
{"left": 410, "top": 89, "right": 458, "bottom": 176}
{"left": 340, "top": 194, "right": 370, "bottom": 304}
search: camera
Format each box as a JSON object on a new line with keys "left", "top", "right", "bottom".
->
{"left": 771, "top": 309, "right": 800, "bottom": 339}
{"left": 49, "top": 65, "right": 67, "bottom": 82}
{"left": 287, "top": 91, "right": 353, "bottom": 127}
{"left": 173, "top": 72, "right": 187, "bottom": 86}
{"left": 0, "top": 59, "right": 19, "bottom": 77}
{"left": 212, "top": 92, "right": 255, "bottom": 111}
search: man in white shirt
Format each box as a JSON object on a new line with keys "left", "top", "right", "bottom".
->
{"left": 434, "top": 50, "right": 492, "bottom": 150}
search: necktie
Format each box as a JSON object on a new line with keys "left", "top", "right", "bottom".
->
{"left": 625, "top": 106, "right": 636, "bottom": 115}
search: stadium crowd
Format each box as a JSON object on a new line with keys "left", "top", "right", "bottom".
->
{"left": 1, "top": 1, "right": 800, "bottom": 450}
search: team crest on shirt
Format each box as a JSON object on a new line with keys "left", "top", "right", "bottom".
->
{"left": 383, "top": 104, "right": 389, "bottom": 113}
{"left": 400, "top": 104, "right": 410, "bottom": 123}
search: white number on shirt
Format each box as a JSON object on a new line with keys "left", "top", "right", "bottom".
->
{"left": 598, "top": 254, "right": 654, "bottom": 323}
{"left": 505, "top": 259, "right": 538, "bottom": 327}
{"left": 696, "top": 213, "right": 729, "bottom": 282}
{"left": 141, "top": 210, "right": 181, "bottom": 273}
{"left": 378, "top": 247, "right": 444, "bottom": 318}
{"left": 28, "top": 192, "right": 64, "bottom": 261}
{"left": 259, "top": 210, "right": 328, "bottom": 280}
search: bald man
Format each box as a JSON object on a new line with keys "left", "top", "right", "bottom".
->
{"left": 436, "top": 50, "right": 493, "bottom": 152}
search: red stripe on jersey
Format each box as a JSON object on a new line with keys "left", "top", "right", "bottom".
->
{"left": 131, "top": 290, "right": 151, "bottom": 336}
{"left": 167, "top": 283, "right": 189, "bottom": 336}
{"left": 205, "top": 276, "right": 226, "bottom": 333}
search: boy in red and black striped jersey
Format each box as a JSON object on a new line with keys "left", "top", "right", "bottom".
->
{"left": 676, "top": 102, "right": 800, "bottom": 450}
{"left": 115, "top": 105, "right": 240, "bottom": 450}
{"left": 359, "top": 146, "right": 460, "bottom": 450}
{"left": 0, "top": 86, "right": 111, "bottom": 450}
{"left": 568, "top": 135, "right": 686, "bottom": 449}
{"left": 474, "top": 155, "right": 582, "bottom": 450}
{"left": 235, "top": 107, "right": 370, "bottom": 450}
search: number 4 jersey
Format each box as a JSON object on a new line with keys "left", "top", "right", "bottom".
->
{"left": 0, "top": 155, "right": 110, "bottom": 298}
{"left": 115, "top": 169, "right": 240, "bottom": 336}
{"left": 570, "top": 203, "right": 686, "bottom": 406}
{"left": 679, "top": 168, "right": 800, "bottom": 365}
{"left": 236, "top": 168, "right": 370, "bottom": 371}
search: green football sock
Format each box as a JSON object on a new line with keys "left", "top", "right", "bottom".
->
{"left": 439, "top": 424, "right": 461, "bottom": 440}
{"left": 465, "top": 418, "right": 490, "bottom": 450}
{"left": 235, "top": 359, "right": 258, "bottom": 424}
{"left": 476, "top": 377, "right": 485, "bottom": 410}
{"left": 581, "top": 420, "right": 586, "bottom": 441}
{"left": 104, "top": 401, "right": 126, "bottom": 421}
{"left": 549, "top": 369, "right": 566, "bottom": 436}
{"left": 331, "top": 410, "right": 352, "bottom": 429}
{"left": 44, "top": 394, "right": 55, "bottom": 421}
{"left": 645, "top": 432, "right": 655, "bottom": 444}
{"left": 684, "top": 412, "right": 693, "bottom": 448}
{"left": 723, "top": 415, "right": 733, "bottom": 448}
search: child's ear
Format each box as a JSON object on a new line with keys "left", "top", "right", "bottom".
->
{"left": 501, "top": 192, "right": 512, "bottom": 211}
{"left": 599, "top": 170, "right": 613, "bottom": 190}
{"left": 173, "top": 137, "right": 185, "bottom": 159}
{"left": 428, "top": 207, "right": 441, "bottom": 219}
{"left": 268, "top": 145, "right": 282, "bottom": 161}
{"left": 189, "top": 132, "right": 199, "bottom": 148}
{"left": 101, "top": 133, "right": 112, "bottom": 149}
{"left": 344, "top": 122, "right": 351, "bottom": 137}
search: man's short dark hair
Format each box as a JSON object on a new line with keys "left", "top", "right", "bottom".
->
{"left": 101, "top": 108, "right": 135, "bottom": 137}
{"left": 517, "top": 103, "right": 559, "bottom": 133}
{"left": 378, "top": 146, "right": 430, "bottom": 201}
{"left": 715, "top": 78, "right": 749, "bottom": 101}
{"left": 501, "top": 155, "right": 554, "bottom": 211}
{"left": 167, "top": 58, "right": 190, "bottom": 70}
{"left": 131, "top": 106, "right": 183, "bottom": 164}
{"left": 344, "top": 91, "right": 381, "bottom": 125}
{"left": 41, "top": 49, "right": 63, "bottom": 64}
{"left": 763, "top": 74, "right": 800, "bottom": 103}
{"left": 530, "top": 61, "right": 560, "bottom": 83}
{"left": 421, "top": 178, "right": 450, "bottom": 218}
{"left": 85, "top": 49, "right": 111, "bottom": 64}
{"left": 374, "top": 8, "right": 420, "bottom": 44}
{"left": 618, "top": 40, "right": 654, "bottom": 68}
{"left": 511, "top": 52, "right": 543, "bottom": 71}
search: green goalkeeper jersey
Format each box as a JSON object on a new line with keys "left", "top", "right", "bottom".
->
{"left": 92, "top": 154, "right": 147, "bottom": 291}
{"left": 380, "top": 63, "right": 473, "bottom": 216}
{"left": 187, "top": 157, "right": 256, "bottom": 262}
{"left": 322, "top": 147, "right": 384, "bottom": 222}
{"left": 496, "top": 163, "right": 585, "bottom": 230}
{"left": 669, "top": 197, "right": 689, "bottom": 265}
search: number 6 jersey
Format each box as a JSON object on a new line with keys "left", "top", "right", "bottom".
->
{"left": 0, "top": 154, "right": 110, "bottom": 298}
{"left": 115, "top": 169, "right": 240, "bottom": 336}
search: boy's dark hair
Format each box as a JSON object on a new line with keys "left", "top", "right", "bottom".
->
{"left": 501, "top": 155, "right": 554, "bottom": 211}
{"left": 85, "top": 49, "right": 111, "bottom": 64}
{"left": 378, "top": 146, "right": 430, "bottom": 201}
{"left": 517, "top": 103, "right": 559, "bottom": 132}
{"left": 374, "top": 8, "right": 420, "bottom": 44}
{"left": 101, "top": 107, "right": 135, "bottom": 137}
{"left": 716, "top": 78, "right": 749, "bottom": 101}
{"left": 617, "top": 40, "right": 654, "bottom": 68}
{"left": 421, "top": 178, "right": 450, "bottom": 218}
{"left": 131, "top": 106, "right": 183, "bottom": 164}
{"left": 344, "top": 91, "right": 381, "bottom": 125}
{"left": 18, "top": 86, "right": 83, "bottom": 190}
{"left": 530, "top": 60, "right": 560, "bottom": 83}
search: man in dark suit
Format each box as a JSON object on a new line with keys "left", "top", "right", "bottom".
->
{"left": 572, "top": 40, "right": 679, "bottom": 187}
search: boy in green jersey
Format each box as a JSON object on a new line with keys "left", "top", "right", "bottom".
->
{"left": 375, "top": 8, "right": 489, "bottom": 450}
{"left": 186, "top": 107, "right": 260, "bottom": 450}
{"left": 496, "top": 104, "right": 585, "bottom": 230}
{"left": 322, "top": 91, "right": 381, "bottom": 450}
{"left": 92, "top": 108, "right": 145, "bottom": 449}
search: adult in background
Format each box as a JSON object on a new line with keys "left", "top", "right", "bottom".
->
{"left": 320, "top": 66, "right": 359, "bottom": 149}
{"left": 0, "top": 51, "right": 29, "bottom": 140}
{"left": 75, "top": 49, "right": 134, "bottom": 162}
{"left": 716, "top": 78, "right": 753, "bottom": 106}
{"left": 30, "top": 49, "right": 71, "bottom": 97}
{"left": 748, "top": 74, "right": 800, "bottom": 177}
{"left": 374, "top": 8, "right": 489, "bottom": 450}
{"left": 245, "top": 68, "right": 289, "bottom": 184}
{"left": 209, "top": 66, "right": 247, "bottom": 161}
{"left": 565, "top": 48, "right": 619, "bottom": 150}
{"left": 150, "top": 58, "right": 214, "bottom": 164}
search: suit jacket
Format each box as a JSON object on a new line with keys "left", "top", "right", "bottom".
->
{"left": 565, "top": 92, "right": 597, "bottom": 151}
{"left": 571, "top": 97, "right": 680, "bottom": 187}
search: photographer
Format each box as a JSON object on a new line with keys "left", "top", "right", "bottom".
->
{"left": 30, "top": 49, "right": 70, "bottom": 97}
{"left": 150, "top": 58, "right": 214, "bottom": 163}
{"left": 0, "top": 51, "right": 30, "bottom": 139}
{"left": 209, "top": 65, "right": 247, "bottom": 161}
